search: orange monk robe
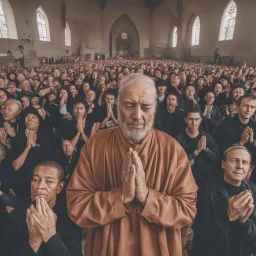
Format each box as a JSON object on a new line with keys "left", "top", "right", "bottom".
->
{"left": 67, "top": 127, "right": 198, "bottom": 256}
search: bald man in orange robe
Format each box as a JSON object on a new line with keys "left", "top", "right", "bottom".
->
{"left": 67, "top": 73, "right": 198, "bottom": 256}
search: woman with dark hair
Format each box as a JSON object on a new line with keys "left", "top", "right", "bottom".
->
{"left": 60, "top": 98, "right": 95, "bottom": 152}
{"left": 10, "top": 107, "right": 55, "bottom": 199}
{"left": 58, "top": 87, "right": 73, "bottom": 117}
{"left": 196, "top": 76, "right": 206, "bottom": 101}
{"left": 69, "top": 84, "right": 78, "bottom": 99}
{"left": 0, "top": 88, "right": 13, "bottom": 107}
{"left": 89, "top": 71, "right": 98, "bottom": 86}
{"left": 78, "top": 81, "right": 90, "bottom": 98}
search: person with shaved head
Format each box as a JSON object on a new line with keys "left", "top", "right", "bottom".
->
{"left": 67, "top": 73, "right": 197, "bottom": 256}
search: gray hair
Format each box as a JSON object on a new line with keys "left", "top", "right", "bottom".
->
{"left": 223, "top": 144, "right": 252, "bottom": 162}
{"left": 118, "top": 73, "right": 157, "bottom": 103}
{"left": 5, "top": 98, "right": 22, "bottom": 112}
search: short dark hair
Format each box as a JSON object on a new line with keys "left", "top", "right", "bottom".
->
{"left": 213, "top": 80, "right": 222, "bottom": 88}
{"left": 73, "top": 97, "right": 89, "bottom": 112}
{"left": 162, "top": 92, "right": 179, "bottom": 110}
{"left": 156, "top": 79, "right": 168, "bottom": 87}
{"left": 103, "top": 88, "right": 117, "bottom": 100}
{"left": 184, "top": 101, "right": 202, "bottom": 118}
{"left": 237, "top": 95, "right": 256, "bottom": 106}
{"left": 34, "top": 161, "right": 65, "bottom": 182}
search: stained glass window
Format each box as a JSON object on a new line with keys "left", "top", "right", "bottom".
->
{"left": 191, "top": 16, "right": 200, "bottom": 46}
{"left": 219, "top": 0, "right": 237, "bottom": 41}
{"left": 36, "top": 7, "right": 49, "bottom": 41}
{"left": 172, "top": 27, "right": 177, "bottom": 47}
{"left": 0, "top": 1, "right": 8, "bottom": 38}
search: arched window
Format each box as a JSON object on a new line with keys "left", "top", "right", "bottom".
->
{"left": 172, "top": 27, "right": 177, "bottom": 47}
{"left": 65, "top": 22, "right": 71, "bottom": 46}
{"left": 36, "top": 7, "right": 51, "bottom": 42}
{"left": 191, "top": 16, "right": 200, "bottom": 46}
{"left": 219, "top": 0, "right": 237, "bottom": 41}
{"left": 0, "top": 0, "right": 18, "bottom": 39}
{"left": 0, "top": 1, "right": 8, "bottom": 38}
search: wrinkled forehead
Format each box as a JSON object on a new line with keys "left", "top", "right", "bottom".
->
{"left": 120, "top": 81, "right": 156, "bottom": 105}
{"left": 33, "top": 166, "right": 58, "bottom": 179}
{"left": 225, "top": 149, "right": 251, "bottom": 162}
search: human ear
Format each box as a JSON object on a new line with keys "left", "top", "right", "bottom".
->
{"left": 221, "top": 160, "right": 226, "bottom": 170}
{"left": 57, "top": 182, "right": 65, "bottom": 194}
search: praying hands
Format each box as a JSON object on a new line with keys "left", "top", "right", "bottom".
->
{"left": 121, "top": 148, "right": 149, "bottom": 205}
{"left": 26, "top": 197, "right": 57, "bottom": 252}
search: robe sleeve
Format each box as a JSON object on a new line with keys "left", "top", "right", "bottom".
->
{"left": 140, "top": 145, "right": 197, "bottom": 229}
{"left": 66, "top": 145, "right": 127, "bottom": 228}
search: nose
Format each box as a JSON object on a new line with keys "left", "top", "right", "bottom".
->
{"left": 37, "top": 179, "right": 46, "bottom": 189}
{"left": 236, "top": 161, "right": 243, "bottom": 169}
{"left": 132, "top": 106, "right": 143, "bottom": 122}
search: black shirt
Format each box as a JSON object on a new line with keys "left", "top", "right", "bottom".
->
{"left": 216, "top": 115, "right": 256, "bottom": 161}
{"left": 94, "top": 104, "right": 118, "bottom": 129}
{"left": 224, "top": 181, "right": 244, "bottom": 256}
{"left": 155, "top": 107, "right": 184, "bottom": 138}
{"left": 183, "top": 130, "right": 201, "bottom": 154}
{"left": 9, "top": 128, "right": 55, "bottom": 199}
{"left": 60, "top": 116, "right": 94, "bottom": 152}
{"left": 0, "top": 198, "right": 82, "bottom": 256}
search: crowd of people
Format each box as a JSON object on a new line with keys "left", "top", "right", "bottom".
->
{"left": 0, "top": 59, "right": 255, "bottom": 255}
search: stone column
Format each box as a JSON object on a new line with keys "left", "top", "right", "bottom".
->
{"left": 176, "top": 0, "right": 184, "bottom": 60}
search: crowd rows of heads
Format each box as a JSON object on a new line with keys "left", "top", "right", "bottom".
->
{"left": 0, "top": 60, "right": 255, "bottom": 149}
{"left": 0, "top": 60, "right": 255, "bottom": 109}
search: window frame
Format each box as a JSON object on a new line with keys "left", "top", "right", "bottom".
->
{"left": 172, "top": 27, "right": 178, "bottom": 48}
{"left": 191, "top": 16, "right": 200, "bottom": 46}
{"left": 218, "top": 0, "right": 237, "bottom": 41}
{"left": 36, "top": 6, "right": 51, "bottom": 42}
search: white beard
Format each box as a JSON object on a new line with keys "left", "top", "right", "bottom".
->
{"left": 118, "top": 107, "right": 154, "bottom": 143}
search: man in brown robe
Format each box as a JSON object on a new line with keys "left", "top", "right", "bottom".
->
{"left": 66, "top": 73, "right": 198, "bottom": 256}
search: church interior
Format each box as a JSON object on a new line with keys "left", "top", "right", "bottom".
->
{"left": 1, "top": 1, "right": 256, "bottom": 256}
{"left": 0, "top": 0, "right": 255, "bottom": 65}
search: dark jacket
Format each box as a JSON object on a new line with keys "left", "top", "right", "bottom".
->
{"left": 200, "top": 105, "right": 223, "bottom": 137}
{"left": 0, "top": 198, "right": 82, "bottom": 256}
{"left": 191, "top": 176, "right": 256, "bottom": 256}
{"left": 216, "top": 115, "right": 256, "bottom": 154}
{"left": 176, "top": 130, "right": 220, "bottom": 187}
{"left": 155, "top": 106, "right": 185, "bottom": 138}
{"left": 215, "top": 115, "right": 256, "bottom": 176}
{"left": 179, "top": 96, "right": 200, "bottom": 111}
